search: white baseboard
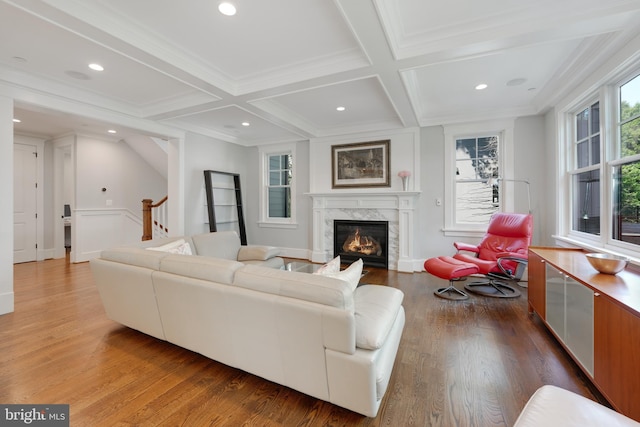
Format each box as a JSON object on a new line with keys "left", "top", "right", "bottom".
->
{"left": 39, "top": 248, "right": 56, "bottom": 260}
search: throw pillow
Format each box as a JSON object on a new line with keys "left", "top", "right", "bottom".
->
{"left": 315, "top": 258, "right": 363, "bottom": 292}
{"left": 315, "top": 255, "right": 341, "bottom": 274}
{"left": 147, "top": 238, "right": 193, "bottom": 255}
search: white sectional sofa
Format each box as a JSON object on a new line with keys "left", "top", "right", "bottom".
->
{"left": 90, "top": 231, "right": 406, "bottom": 417}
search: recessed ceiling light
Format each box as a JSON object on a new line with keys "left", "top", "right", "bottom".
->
{"left": 108, "top": 129, "right": 117, "bottom": 134}
{"left": 475, "top": 83, "right": 488, "bottom": 90}
{"left": 13, "top": 118, "right": 21, "bottom": 123}
{"left": 88, "top": 63, "right": 104, "bottom": 71}
{"left": 336, "top": 106, "right": 346, "bottom": 112}
{"left": 218, "top": 2, "right": 236, "bottom": 16}
{"left": 241, "top": 122, "right": 250, "bottom": 127}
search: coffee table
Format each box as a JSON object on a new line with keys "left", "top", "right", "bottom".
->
{"left": 282, "top": 261, "right": 322, "bottom": 274}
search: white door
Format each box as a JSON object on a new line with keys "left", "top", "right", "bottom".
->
{"left": 14, "top": 143, "right": 38, "bottom": 263}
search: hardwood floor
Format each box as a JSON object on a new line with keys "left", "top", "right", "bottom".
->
{"left": 2, "top": 258, "right": 606, "bottom": 426}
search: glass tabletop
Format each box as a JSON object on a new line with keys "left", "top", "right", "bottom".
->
{"left": 282, "top": 261, "right": 321, "bottom": 274}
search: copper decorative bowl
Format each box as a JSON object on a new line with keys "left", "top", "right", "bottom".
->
{"left": 585, "top": 253, "right": 629, "bottom": 275}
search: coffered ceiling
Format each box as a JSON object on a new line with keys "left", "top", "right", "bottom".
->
{"left": 3, "top": 0, "right": 640, "bottom": 145}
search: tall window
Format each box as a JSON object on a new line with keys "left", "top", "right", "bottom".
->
{"left": 562, "top": 71, "right": 640, "bottom": 256}
{"left": 613, "top": 74, "right": 640, "bottom": 246}
{"left": 258, "top": 143, "right": 296, "bottom": 227}
{"left": 570, "top": 102, "right": 601, "bottom": 236}
{"left": 267, "top": 153, "right": 292, "bottom": 218}
{"left": 455, "top": 135, "right": 500, "bottom": 224}
{"left": 444, "top": 120, "right": 513, "bottom": 235}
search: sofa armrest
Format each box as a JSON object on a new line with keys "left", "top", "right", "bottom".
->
{"left": 237, "top": 245, "right": 281, "bottom": 261}
{"left": 354, "top": 285, "right": 404, "bottom": 350}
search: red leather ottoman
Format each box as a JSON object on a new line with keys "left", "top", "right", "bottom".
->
{"left": 424, "top": 256, "right": 480, "bottom": 300}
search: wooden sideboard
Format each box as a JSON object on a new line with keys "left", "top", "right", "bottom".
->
{"left": 528, "top": 247, "right": 640, "bottom": 422}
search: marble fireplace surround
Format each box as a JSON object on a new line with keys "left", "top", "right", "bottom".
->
{"left": 308, "top": 192, "right": 420, "bottom": 272}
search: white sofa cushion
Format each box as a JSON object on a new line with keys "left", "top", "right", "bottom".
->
{"left": 159, "top": 254, "right": 244, "bottom": 286}
{"left": 315, "top": 258, "right": 363, "bottom": 292}
{"left": 191, "top": 231, "right": 241, "bottom": 260}
{"left": 237, "top": 245, "right": 281, "bottom": 261}
{"left": 100, "top": 247, "right": 168, "bottom": 270}
{"left": 233, "top": 264, "right": 355, "bottom": 311}
{"left": 354, "top": 285, "right": 404, "bottom": 350}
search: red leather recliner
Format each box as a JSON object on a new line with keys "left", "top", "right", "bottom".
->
{"left": 453, "top": 212, "right": 533, "bottom": 297}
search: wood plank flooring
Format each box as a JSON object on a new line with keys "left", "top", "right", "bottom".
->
{"left": 1, "top": 258, "right": 606, "bottom": 426}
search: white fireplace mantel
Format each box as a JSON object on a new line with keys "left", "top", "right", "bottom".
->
{"left": 307, "top": 192, "right": 420, "bottom": 272}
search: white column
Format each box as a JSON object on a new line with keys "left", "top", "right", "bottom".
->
{"left": 0, "top": 96, "right": 14, "bottom": 314}
{"left": 397, "top": 194, "right": 416, "bottom": 272}
{"left": 311, "top": 196, "right": 327, "bottom": 263}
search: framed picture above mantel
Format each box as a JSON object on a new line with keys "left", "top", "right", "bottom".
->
{"left": 331, "top": 140, "right": 390, "bottom": 189}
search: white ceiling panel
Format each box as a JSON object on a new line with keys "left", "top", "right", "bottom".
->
{"left": 404, "top": 39, "right": 584, "bottom": 125}
{"left": 3, "top": 0, "right": 640, "bottom": 146}
{"left": 164, "top": 105, "right": 304, "bottom": 146}
{"left": 43, "top": 0, "right": 370, "bottom": 93}
{"left": 0, "top": 2, "right": 214, "bottom": 115}
{"left": 254, "top": 77, "right": 403, "bottom": 135}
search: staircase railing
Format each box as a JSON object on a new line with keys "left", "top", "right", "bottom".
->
{"left": 142, "top": 196, "right": 168, "bottom": 241}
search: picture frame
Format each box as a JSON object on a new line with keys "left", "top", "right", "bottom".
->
{"left": 331, "top": 140, "right": 390, "bottom": 188}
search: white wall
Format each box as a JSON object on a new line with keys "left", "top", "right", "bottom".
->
{"left": 415, "top": 117, "right": 548, "bottom": 261}
{"left": 0, "top": 96, "right": 14, "bottom": 314}
{"left": 245, "top": 141, "right": 311, "bottom": 255}
{"left": 242, "top": 122, "right": 547, "bottom": 263}
{"left": 309, "top": 129, "right": 421, "bottom": 193}
{"left": 182, "top": 132, "right": 250, "bottom": 237}
{"left": 544, "top": 107, "right": 558, "bottom": 248}
{"left": 513, "top": 115, "right": 548, "bottom": 246}
{"left": 72, "top": 134, "right": 167, "bottom": 261}
{"left": 75, "top": 135, "right": 166, "bottom": 213}
{"left": 416, "top": 125, "right": 447, "bottom": 260}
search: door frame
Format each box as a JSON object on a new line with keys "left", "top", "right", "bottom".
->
{"left": 53, "top": 135, "right": 75, "bottom": 260}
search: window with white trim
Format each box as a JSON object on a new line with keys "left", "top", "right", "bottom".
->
{"left": 562, "top": 71, "right": 640, "bottom": 256}
{"left": 613, "top": 73, "right": 640, "bottom": 246}
{"left": 570, "top": 101, "right": 601, "bottom": 236}
{"left": 444, "top": 120, "right": 514, "bottom": 236}
{"left": 258, "top": 143, "right": 297, "bottom": 228}
{"left": 455, "top": 135, "right": 500, "bottom": 224}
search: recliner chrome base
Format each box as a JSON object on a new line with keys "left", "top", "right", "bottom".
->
{"left": 463, "top": 278, "right": 521, "bottom": 298}
{"left": 434, "top": 281, "right": 469, "bottom": 301}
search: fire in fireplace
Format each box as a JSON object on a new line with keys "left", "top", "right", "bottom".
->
{"left": 334, "top": 220, "right": 388, "bottom": 268}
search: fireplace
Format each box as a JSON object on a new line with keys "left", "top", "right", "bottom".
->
{"left": 333, "top": 220, "right": 389, "bottom": 269}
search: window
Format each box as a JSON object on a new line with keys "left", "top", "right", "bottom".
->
{"left": 455, "top": 136, "right": 500, "bottom": 225}
{"left": 613, "top": 74, "right": 640, "bottom": 246}
{"left": 561, "top": 71, "right": 640, "bottom": 256}
{"left": 570, "top": 102, "right": 601, "bottom": 236}
{"left": 258, "top": 143, "right": 297, "bottom": 227}
{"left": 443, "top": 120, "right": 514, "bottom": 236}
{"left": 268, "top": 154, "right": 292, "bottom": 218}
